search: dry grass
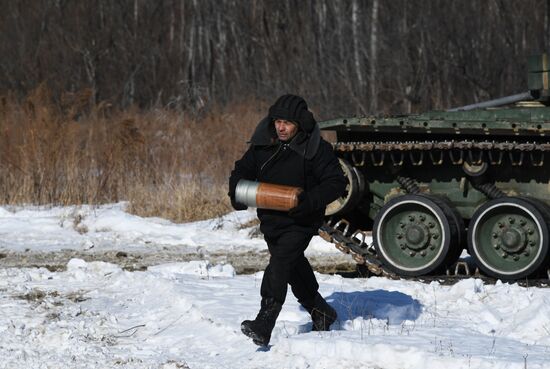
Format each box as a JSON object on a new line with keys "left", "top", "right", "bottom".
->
{"left": 0, "top": 86, "right": 264, "bottom": 222}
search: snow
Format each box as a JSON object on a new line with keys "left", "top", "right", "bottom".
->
{"left": 0, "top": 204, "right": 550, "bottom": 368}
{"left": 0, "top": 203, "right": 265, "bottom": 253}
{"left": 0, "top": 203, "right": 338, "bottom": 255}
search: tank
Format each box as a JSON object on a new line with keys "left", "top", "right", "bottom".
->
{"left": 319, "top": 53, "right": 550, "bottom": 281}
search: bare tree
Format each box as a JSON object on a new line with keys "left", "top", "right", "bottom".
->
{"left": 0, "top": 0, "right": 547, "bottom": 117}
{"left": 369, "top": 0, "right": 379, "bottom": 113}
{"left": 352, "top": 0, "right": 364, "bottom": 91}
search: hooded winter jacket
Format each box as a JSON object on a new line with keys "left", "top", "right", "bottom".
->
{"left": 229, "top": 117, "right": 347, "bottom": 237}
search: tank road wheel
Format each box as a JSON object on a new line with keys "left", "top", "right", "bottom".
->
{"left": 325, "top": 158, "right": 365, "bottom": 216}
{"left": 373, "top": 194, "right": 463, "bottom": 276}
{"left": 468, "top": 197, "right": 550, "bottom": 280}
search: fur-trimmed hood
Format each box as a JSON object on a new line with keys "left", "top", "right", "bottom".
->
{"left": 248, "top": 117, "right": 321, "bottom": 160}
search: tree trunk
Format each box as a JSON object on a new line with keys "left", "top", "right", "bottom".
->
{"left": 369, "top": 0, "right": 379, "bottom": 113}
{"left": 352, "top": 0, "right": 364, "bottom": 90}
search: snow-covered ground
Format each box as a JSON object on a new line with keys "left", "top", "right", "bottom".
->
{"left": 0, "top": 203, "right": 267, "bottom": 254}
{"left": 1, "top": 204, "right": 550, "bottom": 368}
{"left": 0, "top": 203, "right": 352, "bottom": 273}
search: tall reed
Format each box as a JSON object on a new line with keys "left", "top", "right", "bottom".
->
{"left": 0, "top": 86, "right": 263, "bottom": 222}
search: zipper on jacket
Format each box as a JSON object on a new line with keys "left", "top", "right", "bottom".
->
{"left": 259, "top": 143, "right": 285, "bottom": 174}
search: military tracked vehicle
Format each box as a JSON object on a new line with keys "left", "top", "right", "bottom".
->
{"left": 319, "top": 54, "right": 550, "bottom": 281}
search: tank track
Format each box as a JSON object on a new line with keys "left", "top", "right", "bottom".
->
{"left": 318, "top": 219, "right": 550, "bottom": 286}
{"left": 324, "top": 139, "right": 550, "bottom": 286}
{"left": 333, "top": 140, "right": 550, "bottom": 167}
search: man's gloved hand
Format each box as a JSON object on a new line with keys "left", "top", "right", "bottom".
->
{"left": 289, "top": 191, "right": 315, "bottom": 218}
{"left": 231, "top": 197, "right": 248, "bottom": 211}
{"left": 228, "top": 190, "right": 247, "bottom": 211}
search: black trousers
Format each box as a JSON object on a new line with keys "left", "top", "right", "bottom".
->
{"left": 260, "top": 231, "right": 319, "bottom": 305}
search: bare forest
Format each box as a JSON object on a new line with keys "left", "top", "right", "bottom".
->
{"left": 1, "top": 0, "right": 549, "bottom": 221}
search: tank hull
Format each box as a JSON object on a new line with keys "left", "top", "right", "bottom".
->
{"left": 321, "top": 105, "right": 550, "bottom": 280}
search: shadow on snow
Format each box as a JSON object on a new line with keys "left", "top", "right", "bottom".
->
{"left": 320, "top": 290, "right": 423, "bottom": 326}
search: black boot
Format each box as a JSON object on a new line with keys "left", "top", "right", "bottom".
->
{"left": 300, "top": 293, "right": 337, "bottom": 331}
{"left": 241, "top": 297, "right": 283, "bottom": 346}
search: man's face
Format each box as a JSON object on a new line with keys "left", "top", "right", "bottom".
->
{"left": 274, "top": 119, "right": 298, "bottom": 141}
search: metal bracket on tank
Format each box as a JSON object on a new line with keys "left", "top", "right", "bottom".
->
{"left": 449, "top": 149, "right": 464, "bottom": 165}
{"left": 351, "top": 151, "right": 366, "bottom": 166}
{"left": 335, "top": 242, "right": 351, "bottom": 254}
{"left": 530, "top": 151, "right": 545, "bottom": 166}
{"left": 370, "top": 151, "right": 385, "bottom": 166}
{"left": 352, "top": 253, "right": 366, "bottom": 264}
{"left": 508, "top": 150, "right": 524, "bottom": 166}
{"left": 429, "top": 150, "right": 444, "bottom": 165}
{"left": 390, "top": 151, "right": 404, "bottom": 166}
{"left": 333, "top": 219, "right": 351, "bottom": 237}
{"left": 350, "top": 229, "right": 370, "bottom": 249}
{"left": 467, "top": 149, "right": 484, "bottom": 165}
{"left": 488, "top": 150, "right": 503, "bottom": 165}
{"left": 446, "top": 261, "right": 471, "bottom": 277}
{"left": 408, "top": 150, "right": 424, "bottom": 166}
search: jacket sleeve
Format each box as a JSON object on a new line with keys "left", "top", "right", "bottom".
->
{"left": 228, "top": 145, "right": 257, "bottom": 199}
{"left": 307, "top": 141, "right": 347, "bottom": 210}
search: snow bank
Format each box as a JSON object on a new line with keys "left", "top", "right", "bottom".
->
{"left": 0, "top": 204, "right": 343, "bottom": 257}
{"left": 149, "top": 260, "right": 236, "bottom": 278}
{"left": 1, "top": 259, "right": 549, "bottom": 368}
{"left": 1, "top": 204, "right": 549, "bottom": 368}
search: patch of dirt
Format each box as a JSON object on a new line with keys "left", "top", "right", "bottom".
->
{"left": 0, "top": 248, "right": 356, "bottom": 275}
{"left": 16, "top": 289, "right": 48, "bottom": 302}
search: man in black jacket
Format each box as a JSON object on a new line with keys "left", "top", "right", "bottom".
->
{"left": 228, "top": 94, "right": 346, "bottom": 346}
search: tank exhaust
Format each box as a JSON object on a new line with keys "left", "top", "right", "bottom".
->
{"left": 447, "top": 92, "right": 533, "bottom": 112}
{"left": 448, "top": 53, "right": 550, "bottom": 111}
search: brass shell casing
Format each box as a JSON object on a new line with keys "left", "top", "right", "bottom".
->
{"left": 235, "top": 179, "right": 302, "bottom": 211}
